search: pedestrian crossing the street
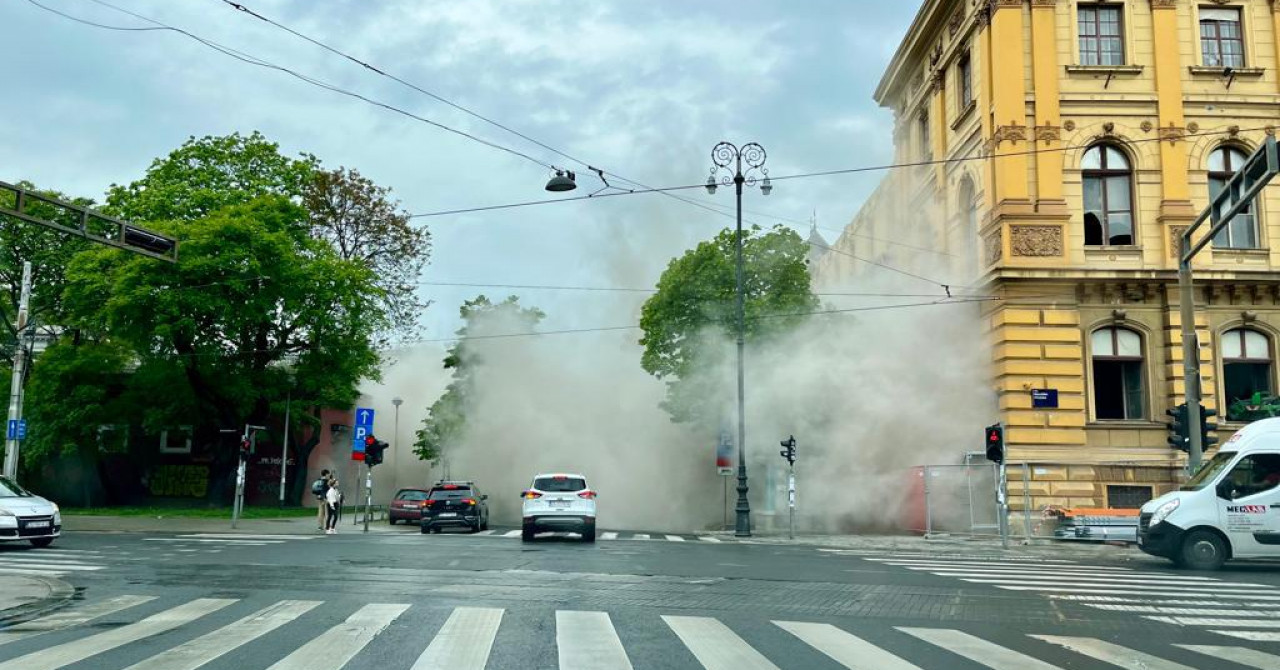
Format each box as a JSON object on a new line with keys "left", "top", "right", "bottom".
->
{"left": 2, "top": 594, "right": 1277, "bottom": 669}
{"left": 861, "top": 552, "right": 1280, "bottom": 643}
{"left": 0, "top": 548, "right": 110, "bottom": 579}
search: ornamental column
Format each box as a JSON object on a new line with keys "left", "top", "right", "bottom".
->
{"left": 1150, "top": 0, "right": 1193, "bottom": 219}
{"left": 1030, "top": 0, "right": 1063, "bottom": 203}
{"left": 989, "top": 0, "right": 1030, "bottom": 204}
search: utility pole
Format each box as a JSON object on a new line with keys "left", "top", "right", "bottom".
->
{"left": 779, "top": 435, "right": 796, "bottom": 540}
{"left": 232, "top": 425, "right": 265, "bottom": 528}
{"left": 3, "top": 262, "right": 32, "bottom": 480}
{"left": 1177, "top": 136, "right": 1278, "bottom": 472}
{"left": 278, "top": 389, "right": 290, "bottom": 508}
{"left": 364, "top": 462, "right": 372, "bottom": 533}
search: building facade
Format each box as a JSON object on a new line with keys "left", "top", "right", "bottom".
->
{"left": 815, "top": 0, "right": 1280, "bottom": 511}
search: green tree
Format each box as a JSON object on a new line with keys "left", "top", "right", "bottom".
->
{"left": 639, "top": 225, "right": 818, "bottom": 424}
{"left": 60, "top": 196, "right": 386, "bottom": 501}
{"left": 414, "top": 296, "right": 544, "bottom": 461}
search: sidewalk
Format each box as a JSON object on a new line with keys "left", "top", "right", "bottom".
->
{"left": 0, "top": 574, "right": 74, "bottom": 624}
{"left": 64, "top": 513, "right": 403, "bottom": 535}
{"left": 707, "top": 531, "right": 1145, "bottom": 562}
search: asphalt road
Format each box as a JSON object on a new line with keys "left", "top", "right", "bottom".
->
{"left": 2, "top": 525, "right": 1280, "bottom": 669}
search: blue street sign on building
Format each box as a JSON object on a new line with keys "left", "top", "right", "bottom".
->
{"left": 6, "top": 419, "right": 26, "bottom": 440}
{"left": 352, "top": 407, "right": 375, "bottom": 452}
{"left": 1031, "top": 389, "right": 1059, "bottom": 409}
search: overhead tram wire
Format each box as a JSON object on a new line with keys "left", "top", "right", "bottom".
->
{"left": 36, "top": 0, "right": 557, "bottom": 172}
{"left": 209, "top": 0, "right": 956, "bottom": 261}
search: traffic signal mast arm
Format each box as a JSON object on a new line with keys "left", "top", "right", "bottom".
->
{"left": 0, "top": 180, "right": 178, "bottom": 262}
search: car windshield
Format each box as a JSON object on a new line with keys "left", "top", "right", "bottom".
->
{"left": 396, "top": 490, "right": 429, "bottom": 501}
{"left": 1181, "top": 451, "right": 1236, "bottom": 491}
{"left": 430, "top": 488, "right": 472, "bottom": 500}
{"left": 534, "top": 477, "right": 586, "bottom": 492}
{"left": 0, "top": 476, "right": 32, "bottom": 497}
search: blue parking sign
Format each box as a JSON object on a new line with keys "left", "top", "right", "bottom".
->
{"left": 351, "top": 407, "right": 375, "bottom": 452}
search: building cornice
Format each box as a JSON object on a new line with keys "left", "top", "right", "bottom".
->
{"left": 874, "top": 0, "right": 963, "bottom": 106}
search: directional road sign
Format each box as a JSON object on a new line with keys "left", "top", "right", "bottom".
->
{"left": 352, "top": 407, "right": 375, "bottom": 453}
{"left": 6, "top": 420, "right": 26, "bottom": 441}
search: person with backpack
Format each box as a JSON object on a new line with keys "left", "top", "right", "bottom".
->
{"left": 325, "top": 478, "right": 343, "bottom": 534}
{"left": 313, "top": 470, "right": 330, "bottom": 530}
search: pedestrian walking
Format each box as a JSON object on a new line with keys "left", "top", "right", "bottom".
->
{"left": 325, "top": 479, "right": 342, "bottom": 534}
{"left": 313, "top": 469, "right": 330, "bottom": 530}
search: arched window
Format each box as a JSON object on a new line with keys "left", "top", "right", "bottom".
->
{"left": 1209, "top": 146, "right": 1259, "bottom": 249}
{"left": 1092, "top": 327, "right": 1144, "bottom": 420}
{"left": 1222, "top": 328, "right": 1273, "bottom": 420}
{"left": 1082, "top": 145, "right": 1134, "bottom": 246}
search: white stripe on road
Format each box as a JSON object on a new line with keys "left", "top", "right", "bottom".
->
{"left": 0, "top": 560, "right": 104, "bottom": 572}
{"left": 1177, "top": 645, "right": 1280, "bottom": 670}
{"left": 16, "top": 549, "right": 104, "bottom": 556}
{"left": 412, "top": 607, "right": 503, "bottom": 670}
{"left": 177, "top": 538, "right": 317, "bottom": 543}
{"left": 944, "top": 574, "right": 1261, "bottom": 589}
{"left": 126, "top": 600, "right": 321, "bottom": 670}
{"left": 1032, "top": 635, "right": 1197, "bottom": 670}
{"left": 869, "top": 558, "right": 1111, "bottom": 570}
{"left": 556, "top": 611, "right": 632, "bottom": 670}
{"left": 267, "top": 603, "right": 408, "bottom": 670}
{"left": 502, "top": 530, "right": 522, "bottom": 537}
{"left": 1209, "top": 630, "right": 1280, "bottom": 642}
{"left": 698, "top": 536, "right": 722, "bottom": 543}
{"left": 665, "top": 535, "right": 686, "bottom": 542}
{"left": 1145, "top": 616, "right": 1280, "bottom": 629}
{"left": 600, "top": 532, "right": 618, "bottom": 541}
{"left": 0, "top": 595, "right": 155, "bottom": 647}
{"left": 1086, "top": 604, "right": 1280, "bottom": 617}
{"left": 1050, "top": 594, "right": 1280, "bottom": 607}
{"left": 0, "top": 598, "right": 235, "bottom": 670}
{"left": 144, "top": 538, "right": 278, "bottom": 545}
{"left": 775, "top": 621, "right": 920, "bottom": 669}
{"left": 898, "top": 565, "right": 1225, "bottom": 581}
{"left": 0, "top": 567, "right": 72, "bottom": 576}
{"left": 898, "top": 628, "right": 1062, "bottom": 670}
{"left": 1002, "top": 585, "right": 1280, "bottom": 600}
{"left": 633, "top": 534, "right": 650, "bottom": 541}
{"left": 663, "top": 616, "right": 778, "bottom": 670}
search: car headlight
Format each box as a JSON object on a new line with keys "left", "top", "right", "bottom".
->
{"left": 1150, "top": 499, "right": 1180, "bottom": 526}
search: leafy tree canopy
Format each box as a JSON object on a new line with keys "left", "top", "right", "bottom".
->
{"left": 639, "top": 225, "right": 818, "bottom": 424}
{"left": 414, "top": 295, "right": 544, "bottom": 461}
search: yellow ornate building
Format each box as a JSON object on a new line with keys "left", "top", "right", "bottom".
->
{"left": 816, "top": 0, "right": 1280, "bottom": 510}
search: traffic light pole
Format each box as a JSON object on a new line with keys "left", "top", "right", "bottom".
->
{"left": 3, "top": 262, "right": 32, "bottom": 480}
{"left": 363, "top": 464, "right": 372, "bottom": 534}
{"left": 787, "top": 463, "right": 795, "bottom": 541}
{"left": 232, "top": 425, "right": 264, "bottom": 528}
{"left": 1177, "top": 136, "right": 1278, "bottom": 473}
{"left": 998, "top": 458, "right": 1009, "bottom": 550}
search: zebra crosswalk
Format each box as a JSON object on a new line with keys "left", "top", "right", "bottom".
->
{"left": 861, "top": 552, "right": 1280, "bottom": 642}
{"left": 0, "top": 548, "right": 110, "bottom": 578}
{"left": 1, "top": 594, "right": 1277, "bottom": 669}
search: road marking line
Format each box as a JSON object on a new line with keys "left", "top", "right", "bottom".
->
{"left": 665, "top": 535, "right": 686, "bottom": 542}
{"left": 997, "top": 585, "right": 1280, "bottom": 600}
{"left": 663, "top": 616, "right": 778, "bottom": 670}
{"left": 1087, "top": 604, "right": 1280, "bottom": 616}
{"left": 600, "top": 532, "right": 618, "bottom": 541}
{"left": 412, "top": 607, "right": 503, "bottom": 670}
{"left": 0, "top": 560, "right": 104, "bottom": 571}
{"left": 1146, "top": 616, "right": 1280, "bottom": 629}
{"left": 144, "top": 538, "right": 278, "bottom": 545}
{"left": 556, "top": 611, "right": 632, "bottom": 670}
{"left": 1031, "top": 635, "right": 1197, "bottom": 670}
{"left": 125, "top": 600, "right": 321, "bottom": 670}
{"left": 18, "top": 549, "right": 104, "bottom": 556}
{"left": 503, "top": 530, "right": 522, "bottom": 537}
{"left": 1209, "top": 630, "right": 1280, "bottom": 641}
{"left": 0, "top": 595, "right": 155, "bottom": 647}
{"left": 970, "top": 579, "right": 1273, "bottom": 594}
{"left": 896, "top": 565, "right": 1220, "bottom": 580}
{"left": 0, "top": 598, "right": 235, "bottom": 670}
{"left": 898, "top": 627, "right": 1061, "bottom": 670}
{"left": 0, "top": 567, "right": 69, "bottom": 576}
{"left": 1050, "top": 594, "right": 1280, "bottom": 607}
{"left": 267, "top": 603, "right": 408, "bottom": 670}
{"left": 869, "top": 558, "right": 1100, "bottom": 570}
{"left": 1176, "top": 644, "right": 1280, "bottom": 669}
{"left": 698, "top": 536, "right": 722, "bottom": 543}
{"left": 775, "top": 621, "right": 919, "bottom": 669}
{"left": 178, "top": 534, "right": 316, "bottom": 540}
{"left": 940, "top": 574, "right": 1262, "bottom": 588}
{"left": 633, "top": 534, "right": 650, "bottom": 541}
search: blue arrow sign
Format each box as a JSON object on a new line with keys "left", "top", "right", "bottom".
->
{"left": 352, "top": 407, "right": 375, "bottom": 452}
{"left": 6, "top": 419, "right": 26, "bottom": 441}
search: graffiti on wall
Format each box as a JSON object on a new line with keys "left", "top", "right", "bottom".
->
{"left": 148, "top": 465, "right": 209, "bottom": 498}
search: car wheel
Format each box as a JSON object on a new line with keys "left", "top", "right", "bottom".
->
{"left": 420, "top": 524, "right": 430, "bottom": 534}
{"left": 1180, "top": 529, "right": 1227, "bottom": 571}
{"left": 389, "top": 518, "right": 397, "bottom": 525}
{"left": 582, "top": 524, "right": 596, "bottom": 543}
{"left": 521, "top": 523, "right": 535, "bottom": 541}
{"left": 481, "top": 517, "right": 489, "bottom": 531}
{"left": 29, "top": 537, "right": 54, "bottom": 549}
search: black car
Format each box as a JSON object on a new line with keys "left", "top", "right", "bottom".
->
{"left": 420, "top": 481, "right": 490, "bottom": 534}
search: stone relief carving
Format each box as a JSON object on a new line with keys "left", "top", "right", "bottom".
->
{"left": 1010, "top": 226, "right": 1063, "bottom": 257}
{"left": 984, "top": 228, "right": 1003, "bottom": 265}
{"left": 1063, "top": 120, "right": 1076, "bottom": 132}
{"left": 1169, "top": 226, "right": 1189, "bottom": 258}
{"left": 992, "top": 123, "right": 1027, "bottom": 146}
{"left": 1140, "top": 121, "right": 1153, "bottom": 133}
{"left": 1159, "top": 125, "right": 1186, "bottom": 144}
{"left": 1034, "top": 124, "right": 1061, "bottom": 145}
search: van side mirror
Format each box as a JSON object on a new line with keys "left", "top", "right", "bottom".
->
{"left": 481, "top": 494, "right": 488, "bottom": 501}
{"left": 1216, "top": 481, "right": 1234, "bottom": 500}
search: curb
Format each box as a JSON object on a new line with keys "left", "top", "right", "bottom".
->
{"left": 0, "top": 575, "right": 75, "bottom": 626}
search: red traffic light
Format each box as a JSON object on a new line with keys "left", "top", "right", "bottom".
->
{"left": 364, "top": 435, "right": 376, "bottom": 447}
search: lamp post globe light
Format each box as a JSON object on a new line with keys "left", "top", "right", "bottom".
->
{"left": 705, "top": 141, "right": 771, "bottom": 538}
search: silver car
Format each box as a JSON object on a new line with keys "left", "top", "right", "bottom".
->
{"left": 0, "top": 475, "right": 61, "bottom": 548}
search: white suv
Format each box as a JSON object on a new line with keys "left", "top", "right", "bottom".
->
{"left": 520, "top": 473, "right": 596, "bottom": 542}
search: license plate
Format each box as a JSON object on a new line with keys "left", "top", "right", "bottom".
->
{"left": 26, "top": 521, "right": 50, "bottom": 528}
{"left": 550, "top": 501, "right": 570, "bottom": 509}
{"left": 438, "top": 513, "right": 456, "bottom": 518}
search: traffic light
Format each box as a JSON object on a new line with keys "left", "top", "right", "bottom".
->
{"left": 984, "top": 424, "right": 1004, "bottom": 464}
{"left": 1166, "top": 403, "right": 1190, "bottom": 452}
{"left": 364, "top": 438, "right": 389, "bottom": 467}
{"left": 239, "top": 438, "right": 252, "bottom": 460}
{"left": 779, "top": 436, "right": 796, "bottom": 466}
{"left": 1201, "top": 406, "right": 1219, "bottom": 450}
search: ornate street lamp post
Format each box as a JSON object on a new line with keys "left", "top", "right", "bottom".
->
{"left": 705, "top": 142, "right": 772, "bottom": 537}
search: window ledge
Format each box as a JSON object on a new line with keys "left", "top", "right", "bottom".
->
{"left": 951, "top": 101, "right": 976, "bottom": 131}
{"left": 1189, "top": 66, "right": 1264, "bottom": 77}
{"left": 1084, "top": 245, "right": 1143, "bottom": 258}
{"left": 1210, "top": 247, "right": 1269, "bottom": 257}
{"left": 1087, "top": 421, "right": 1163, "bottom": 430}
{"left": 1065, "top": 65, "right": 1144, "bottom": 76}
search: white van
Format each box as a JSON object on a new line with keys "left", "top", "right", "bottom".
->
{"left": 1138, "top": 417, "right": 1280, "bottom": 570}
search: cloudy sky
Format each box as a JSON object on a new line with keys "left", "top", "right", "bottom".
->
{"left": 3, "top": 0, "right": 921, "bottom": 339}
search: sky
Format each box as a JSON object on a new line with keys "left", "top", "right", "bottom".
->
{"left": 2, "top": 0, "right": 921, "bottom": 341}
